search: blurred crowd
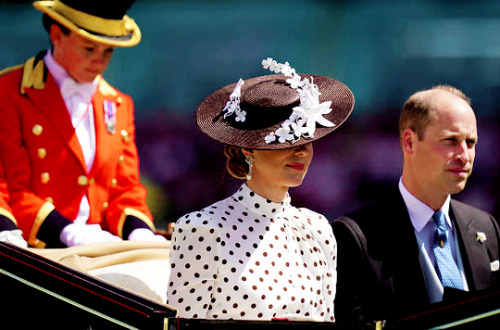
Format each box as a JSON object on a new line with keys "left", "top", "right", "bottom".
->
{"left": 136, "top": 110, "right": 500, "bottom": 229}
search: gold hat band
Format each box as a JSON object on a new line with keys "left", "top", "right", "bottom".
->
{"left": 52, "top": 0, "right": 132, "bottom": 37}
{"left": 33, "top": 0, "right": 141, "bottom": 47}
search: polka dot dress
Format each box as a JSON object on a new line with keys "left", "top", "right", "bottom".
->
{"left": 167, "top": 184, "right": 337, "bottom": 322}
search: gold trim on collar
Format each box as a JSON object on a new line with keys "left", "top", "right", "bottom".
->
{"left": 0, "top": 64, "right": 23, "bottom": 78}
{"left": 98, "top": 78, "right": 118, "bottom": 97}
{"left": 21, "top": 57, "right": 46, "bottom": 95}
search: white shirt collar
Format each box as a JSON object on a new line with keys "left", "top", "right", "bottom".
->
{"left": 43, "top": 49, "right": 98, "bottom": 92}
{"left": 398, "top": 178, "right": 451, "bottom": 233}
{"left": 44, "top": 49, "right": 70, "bottom": 88}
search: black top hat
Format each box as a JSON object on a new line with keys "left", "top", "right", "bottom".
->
{"left": 34, "top": 0, "right": 141, "bottom": 47}
{"left": 196, "top": 58, "right": 355, "bottom": 150}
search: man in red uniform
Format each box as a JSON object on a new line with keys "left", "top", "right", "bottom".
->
{"left": 0, "top": 0, "right": 164, "bottom": 248}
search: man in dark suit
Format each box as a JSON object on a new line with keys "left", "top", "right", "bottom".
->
{"left": 331, "top": 85, "right": 500, "bottom": 323}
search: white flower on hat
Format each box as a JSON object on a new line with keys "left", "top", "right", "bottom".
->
{"left": 221, "top": 58, "right": 336, "bottom": 145}
{"left": 222, "top": 79, "right": 246, "bottom": 122}
{"left": 235, "top": 110, "right": 247, "bottom": 122}
{"left": 275, "top": 126, "right": 294, "bottom": 143}
{"left": 294, "top": 100, "right": 334, "bottom": 138}
{"left": 280, "top": 62, "right": 296, "bottom": 77}
{"left": 261, "top": 57, "right": 273, "bottom": 69}
{"left": 264, "top": 132, "right": 277, "bottom": 144}
{"left": 262, "top": 58, "right": 280, "bottom": 73}
{"left": 287, "top": 74, "right": 303, "bottom": 89}
{"left": 263, "top": 58, "right": 335, "bottom": 144}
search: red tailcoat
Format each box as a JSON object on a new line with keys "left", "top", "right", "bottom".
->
{"left": 0, "top": 162, "right": 16, "bottom": 227}
{"left": 0, "top": 53, "right": 154, "bottom": 247}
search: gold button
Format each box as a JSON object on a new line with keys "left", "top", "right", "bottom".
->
{"left": 118, "top": 155, "right": 124, "bottom": 164}
{"left": 89, "top": 178, "right": 95, "bottom": 185}
{"left": 117, "top": 96, "right": 123, "bottom": 104}
{"left": 121, "top": 129, "right": 129, "bottom": 142}
{"left": 46, "top": 197, "right": 54, "bottom": 204}
{"left": 32, "top": 124, "right": 43, "bottom": 136}
{"left": 103, "top": 202, "right": 109, "bottom": 210}
{"left": 41, "top": 172, "right": 50, "bottom": 184}
{"left": 37, "top": 148, "right": 47, "bottom": 159}
{"left": 111, "top": 178, "right": 117, "bottom": 187}
{"left": 78, "top": 175, "right": 88, "bottom": 186}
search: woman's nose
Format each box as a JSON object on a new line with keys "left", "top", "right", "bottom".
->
{"left": 294, "top": 143, "right": 313, "bottom": 157}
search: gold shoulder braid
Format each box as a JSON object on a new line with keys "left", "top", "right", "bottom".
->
{"left": 98, "top": 78, "right": 118, "bottom": 97}
{"left": 0, "top": 64, "right": 23, "bottom": 78}
{"left": 20, "top": 52, "right": 48, "bottom": 95}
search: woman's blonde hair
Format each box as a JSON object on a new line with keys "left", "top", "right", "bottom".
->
{"left": 224, "top": 145, "right": 249, "bottom": 179}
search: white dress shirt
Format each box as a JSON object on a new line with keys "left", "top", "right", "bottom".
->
{"left": 44, "top": 50, "right": 97, "bottom": 224}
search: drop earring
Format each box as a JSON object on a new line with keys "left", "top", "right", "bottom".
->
{"left": 245, "top": 155, "right": 254, "bottom": 180}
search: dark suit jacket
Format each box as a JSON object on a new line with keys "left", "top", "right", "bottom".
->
{"left": 331, "top": 186, "right": 500, "bottom": 324}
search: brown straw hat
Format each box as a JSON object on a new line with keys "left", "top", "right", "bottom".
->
{"left": 196, "top": 58, "right": 355, "bottom": 150}
{"left": 34, "top": 0, "right": 141, "bottom": 47}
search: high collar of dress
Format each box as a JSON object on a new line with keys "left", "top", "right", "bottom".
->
{"left": 232, "top": 184, "right": 291, "bottom": 217}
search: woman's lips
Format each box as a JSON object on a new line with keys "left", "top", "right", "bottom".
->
{"left": 287, "top": 163, "right": 305, "bottom": 171}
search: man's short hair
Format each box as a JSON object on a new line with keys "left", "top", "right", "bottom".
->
{"left": 42, "top": 14, "right": 70, "bottom": 35}
{"left": 399, "top": 85, "right": 471, "bottom": 141}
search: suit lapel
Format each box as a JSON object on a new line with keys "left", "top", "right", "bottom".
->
{"left": 451, "top": 200, "right": 490, "bottom": 290}
{"left": 24, "top": 72, "right": 86, "bottom": 170}
{"left": 386, "top": 189, "right": 430, "bottom": 310}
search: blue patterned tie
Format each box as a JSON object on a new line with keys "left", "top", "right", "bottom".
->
{"left": 432, "top": 211, "right": 464, "bottom": 290}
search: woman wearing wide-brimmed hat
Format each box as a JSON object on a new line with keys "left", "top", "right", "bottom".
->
{"left": 167, "top": 58, "right": 355, "bottom": 321}
{"left": 0, "top": 0, "right": 164, "bottom": 248}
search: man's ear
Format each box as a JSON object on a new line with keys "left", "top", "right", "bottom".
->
{"left": 49, "top": 24, "right": 63, "bottom": 46}
{"left": 402, "top": 128, "right": 417, "bottom": 155}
